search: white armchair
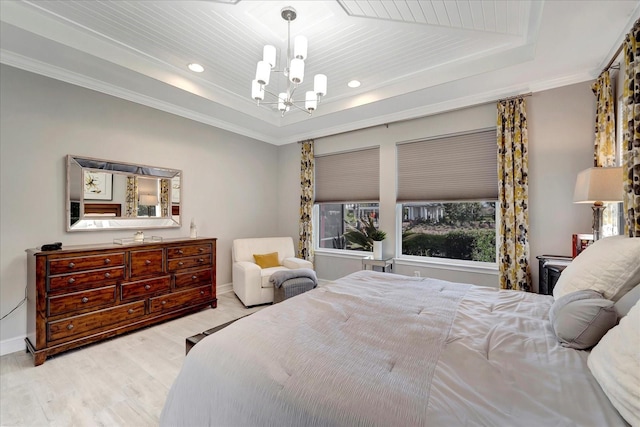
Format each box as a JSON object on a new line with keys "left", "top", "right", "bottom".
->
{"left": 232, "top": 237, "right": 313, "bottom": 307}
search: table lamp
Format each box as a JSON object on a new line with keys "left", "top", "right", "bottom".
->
{"left": 573, "top": 166, "right": 623, "bottom": 241}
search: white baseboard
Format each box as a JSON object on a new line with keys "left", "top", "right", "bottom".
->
{"left": 0, "top": 335, "right": 26, "bottom": 357}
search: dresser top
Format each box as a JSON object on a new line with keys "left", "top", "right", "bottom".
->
{"left": 27, "top": 237, "right": 216, "bottom": 256}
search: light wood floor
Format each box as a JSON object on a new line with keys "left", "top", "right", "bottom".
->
{"left": 0, "top": 291, "right": 264, "bottom": 427}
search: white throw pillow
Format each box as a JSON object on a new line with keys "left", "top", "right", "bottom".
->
{"left": 588, "top": 301, "right": 640, "bottom": 426}
{"left": 553, "top": 236, "right": 640, "bottom": 301}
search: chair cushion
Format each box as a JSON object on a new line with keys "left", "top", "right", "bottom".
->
{"left": 253, "top": 252, "right": 280, "bottom": 268}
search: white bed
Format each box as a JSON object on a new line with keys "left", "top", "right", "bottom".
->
{"left": 160, "top": 264, "right": 638, "bottom": 426}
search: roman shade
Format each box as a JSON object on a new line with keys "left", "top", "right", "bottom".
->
{"left": 315, "top": 147, "right": 380, "bottom": 203}
{"left": 397, "top": 129, "right": 497, "bottom": 202}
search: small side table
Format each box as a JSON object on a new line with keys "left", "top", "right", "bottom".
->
{"left": 536, "top": 254, "right": 572, "bottom": 295}
{"left": 362, "top": 257, "right": 393, "bottom": 272}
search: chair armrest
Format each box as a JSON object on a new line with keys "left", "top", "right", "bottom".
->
{"left": 283, "top": 257, "right": 313, "bottom": 270}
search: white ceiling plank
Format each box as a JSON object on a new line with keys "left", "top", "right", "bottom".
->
{"left": 1, "top": 0, "right": 638, "bottom": 144}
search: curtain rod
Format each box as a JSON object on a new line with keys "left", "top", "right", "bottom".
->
{"left": 311, "top": 92, "right": 534, "bottom": 142}
{"left": 603, "top": 43, "right": 624, "bottom": 72}
{"left": 498, "top": 92, "right": 533, "bottom": 103}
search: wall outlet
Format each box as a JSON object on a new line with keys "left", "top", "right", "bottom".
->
{"left": 414, "top": 271, "right": 421, "bottom": 277}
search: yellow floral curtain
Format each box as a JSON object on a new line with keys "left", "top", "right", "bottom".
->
{"left": 623, "top": 19, "right": 640, "bottom": 237}
{"left": 125, "top": 176, "right": 138, "bottom": 217}
{"left": 298, "top": 140, "right": 314, "bottom": 262}
{"left": 592, "top": 71, "right": 616, "bottom": 167}
{"left": 592, "top": 70, "right": 618, "bottom": 234}
{"left": 497, "top": 98, "right": 531, "bottom": 291}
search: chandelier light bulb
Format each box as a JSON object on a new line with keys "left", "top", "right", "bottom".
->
{"left": 263, "top": 45, "right": 276, "bottom": 68}
{"left": 289, "top": 58, "right": 304, "bottom": 84}
{"left": 314, "top": 74, "right": 327, "bottom": 97}
{"left": 305, "top": 91, "right": 317, "bottom": 111}
{"left": 255, "top": 61, "right": 271, "bottom": 85}
{"left": 251, "top": 80, "right": 264, "bottom": 101}
{"left": 278, "top": 92, "right": 287, "bottom": 111}
{"left": 294, "top": 36, "right": 307, "bottom": 60}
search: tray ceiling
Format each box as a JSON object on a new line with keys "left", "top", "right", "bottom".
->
{"left": 1, "top": 0, "right": 639, "bottom": 145}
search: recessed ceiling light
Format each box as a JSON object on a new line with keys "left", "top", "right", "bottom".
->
{"left": 188, "top": 63, "right": 204, "bottom": 73}
{"left": 348, "top": 80, "right": 361, "bottom": 88}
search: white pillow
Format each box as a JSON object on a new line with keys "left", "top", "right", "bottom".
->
{"left": 587, "top": 301, "right": 640, "bottom": 426}
{"left": 553, "top": 236, "right": 640, "bottom": 301}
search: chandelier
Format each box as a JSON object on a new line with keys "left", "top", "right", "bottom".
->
{"left": 251, "top": 6, "right": 327, "bottom": 116}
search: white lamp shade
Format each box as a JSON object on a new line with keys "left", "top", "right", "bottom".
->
{"left": 139, "top": 194, "right": 158, "bottom": 206}
{"left": 263, "top": 45, "right": 276, "bottom": 68}
{"left": 573, "top": 167, "right": 623, "bottom": 204}
{"left": 255, "top": 61, "right": 271, "bottom": 85}
{"left": 294, "top": 36, "right": 307, "bottom": 60}
{"left": 251, "top": 80, "right": 264, "bottom": 101}
{"left": 278, "top": 92, "right": 287, "bottom": 111}
{"left": 305, "top": 91, "right": 317, "bottom": 111}
{"left": 314, "top": 74, "right": 327, "bottom": 96}
{"left": 289, "top": 58, "right": 304, "bottom": 84}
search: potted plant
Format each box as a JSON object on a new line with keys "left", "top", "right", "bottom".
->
{"left": 344, "top": 215, "right": 386, "bottom": 259}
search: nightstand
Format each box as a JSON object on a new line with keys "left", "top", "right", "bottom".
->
{"left": 362, "top": 257, "right": 393, "bottom": 272}
{"left": 536, "top": 255, "right": 572, "bottom": 295}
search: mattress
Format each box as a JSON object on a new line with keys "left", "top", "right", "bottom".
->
{"left": 160, "top": 270, "right": 627, "bottom": 426}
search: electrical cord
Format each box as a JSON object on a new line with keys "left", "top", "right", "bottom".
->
{"left": 0, "top": 287, "right": 27, "bottom": 320}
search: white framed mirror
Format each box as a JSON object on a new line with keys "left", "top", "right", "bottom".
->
{"left": 67, "top": 155, "right": 182, "bottom": 232}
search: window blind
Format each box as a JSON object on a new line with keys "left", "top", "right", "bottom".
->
{"left": 315, "top": 147, "right": 380, "bottom": 203}
{"left": 397, "top": 129, "right": 497, "bottom": 202}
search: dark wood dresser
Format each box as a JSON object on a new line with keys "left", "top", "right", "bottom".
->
{"left": 26, "top": 237, "right": 216, "bottom": 366}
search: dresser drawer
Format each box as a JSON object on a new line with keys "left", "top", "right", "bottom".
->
{"left": 167, "top": 244, "right": 211, "bottom": 259}
{"left": 149, "top": 285, "right": 212, "bottom": 313}
{"left": 174, "top": 268, "right": 212, "bottom": 289}
{"left": 48, "top": 267, "right": 125, "bottom": 292}
{"left": 167, "top": 254, "right": 212, "bottom": 272}
{"left": 49, "top": 252, "right": 125, "bottom": 275}
{"left": 47, "top": 301, "right": 145, "bottom": 342}
{"left": 121, "top": 276, "right": 171, "bottom": 300}
{"left": 48, "top": 285, "right": 116, "bottom": 317}
{"left": 130, "top": 249, "right": 164, "bottom": 278}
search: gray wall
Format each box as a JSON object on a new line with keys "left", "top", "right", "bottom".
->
{"left": 0, "top": 64, "right": 279, "bottom": 352}
{"left": 278, "top": 82, "right": 596, "bottom": 288}
{"left": 0, "top": 62, "right": 597, "bottom": 355}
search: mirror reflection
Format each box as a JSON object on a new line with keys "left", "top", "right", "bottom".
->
{"left": 67, "top": 155, "right": 181, "bottom": 231}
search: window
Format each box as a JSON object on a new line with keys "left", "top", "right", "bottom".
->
{"left": 317, "top": 203, "right": 380, "bottom": 251}
{"left": 397, "top": 129, "right": 497, "bottom": 264}
{"left": 401, "top": 202, "right": 496, "bottom": 262}
{"left": 314, "top": 147, "right": 381, "bottom": 253}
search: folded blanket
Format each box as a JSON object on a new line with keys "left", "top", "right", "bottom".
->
{"left": 270, "top": 268, "right": 317, "bottom": 288}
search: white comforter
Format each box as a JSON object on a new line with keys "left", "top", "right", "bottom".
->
{"left": 161, "top": 270, "right": 627, "bottom": 426}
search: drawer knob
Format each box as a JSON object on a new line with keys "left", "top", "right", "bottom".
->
{"left": 192, "top": 275, "right": 197, "bottom": 280}
{"left": 199, "top": 248, "right": 204, "bottom": 252}
{"left": 67, "top": 324, "right": 74, "bottom": 330}
{"left": 105, "top": 258, "right": 111, "bottom": 264}
{"left": 145, "top": 260, "right": 151, "bottom": 265}
{"left": 200, "top": 290, "right": 205, "bottom": 295}
{"left": 198, "top": 258, "right": 204, "bottom": 263}
{"left": 161, "top": 300, "right": 167, "bottom": 305}
{"left": 81, "top": 297, "right": 89, "bottom": 303}
{"left": 128, "top": 308, "right": 134, "bottom": 314}
{"left": 178, "top": 250, "right": 184, "bottom": 255}
{"left": 68, "top": 278, "right": 76, "bottom": 284}
{"left": 144, "top": 284, "right": 151, "bottom": 290}
{"left": 68, "top": 262, "right": 75, "bottom": 268}
{"left": 105, "top": 272, "right": 111, "bottom": 278}
{"left": 178, "top": 262, "right": 184, "bottom": 266}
